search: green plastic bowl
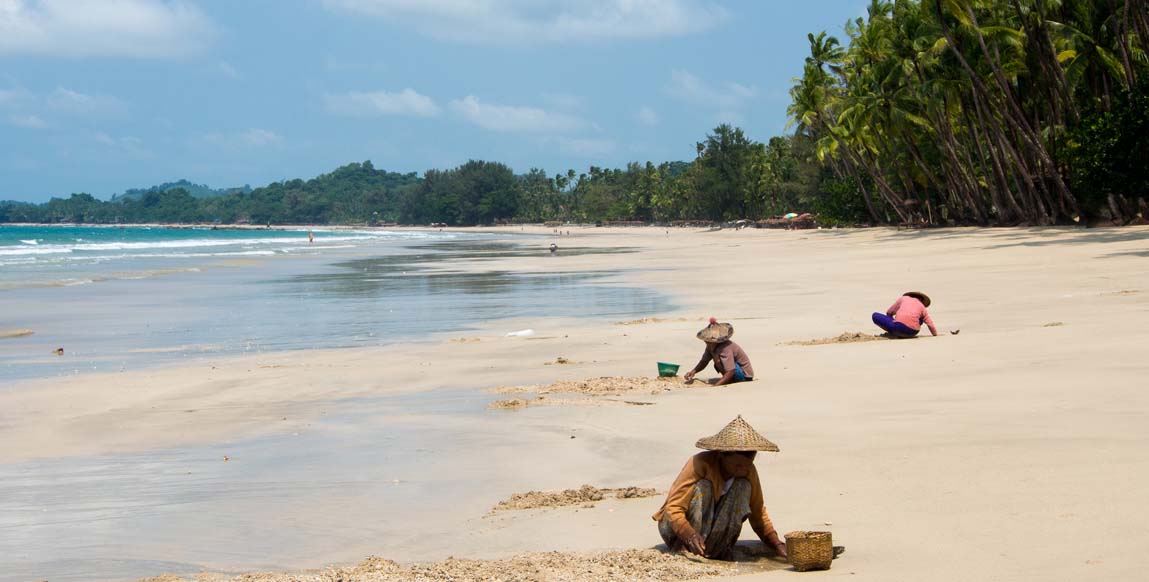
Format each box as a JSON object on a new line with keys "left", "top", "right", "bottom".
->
{"left": 657, "top": 362, "right": 680, "bottom": 377}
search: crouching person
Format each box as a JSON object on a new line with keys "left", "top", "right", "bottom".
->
{"left": 652, "top": 416, "right": 787, "bottom": 560}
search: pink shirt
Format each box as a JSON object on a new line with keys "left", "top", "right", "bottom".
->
{"left": 887, "top": 296, "right": 937, "bottom": 336}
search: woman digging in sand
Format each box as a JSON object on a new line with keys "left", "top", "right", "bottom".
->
{"left": 871, "top": 291, "right": 938, "bottom": 339}
{"left": 653, "top": 416, "right": 787, "bottom": 561}
{"left": 683, "top": 318, "right": 754, "bottom": 386}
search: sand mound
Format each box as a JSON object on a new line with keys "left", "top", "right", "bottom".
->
{"left": 1043, "top": 321, "right": 1065, "bottom": 327}
{"left": 488, "top": 398, "right": 532, "bottom": 410}
{"left": 782, "top": 332, "right": 889, "bottom": 346}
{"left": 493, "top": 485, "right": 660, "bottom": 512}
{"left": 177, "top": 549, "right": 734, "bottom": 582}
{"left": 0, "top": 329, "right": 34, "bottom": 339}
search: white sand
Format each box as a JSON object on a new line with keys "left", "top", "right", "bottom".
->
{"left": 4, "top": 225, "right": 1148, "bottom": 581}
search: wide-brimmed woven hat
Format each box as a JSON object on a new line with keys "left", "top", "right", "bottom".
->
{"left": 696, "top": 318, "right": 734, "bottom": 343}
{"left": 696, "top": 415, "right": 779, "bottom": 452}
{"left": 903, "top": 291, "right": 931, "bottom": 307}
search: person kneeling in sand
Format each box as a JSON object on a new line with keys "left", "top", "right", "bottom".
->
{"left": 683, "top": 318, "right": 754, "bottom": 385}
{"left": 653, "top": 416, "right": 787, "bottom": 560}
{"left": 872, "top": 291, "right": 937, "bottom": 339}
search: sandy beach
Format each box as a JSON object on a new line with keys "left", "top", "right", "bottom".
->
{"left": 4, "top": 225, "right": 1149, "bottom": 581}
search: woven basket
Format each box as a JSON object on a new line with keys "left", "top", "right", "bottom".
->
{"left": 786, "top": 531, "right": 833, "bottom": 572}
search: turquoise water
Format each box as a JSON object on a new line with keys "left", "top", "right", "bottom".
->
{"left": 0, "top": 225, "right": 670, "bottom": 382}
{"left": 0, "top": 224, "right": 427, "bottom": 290}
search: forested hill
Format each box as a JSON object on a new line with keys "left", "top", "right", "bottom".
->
{"left": 0, "top": 162, "right": 422, "bottom": 225}
{"left": 113, "top": 180, "right": 251, "bottom": 201}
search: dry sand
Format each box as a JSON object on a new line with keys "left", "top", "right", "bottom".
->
{"left": 5, "top": 225, "right": 1149, "bottom": 582}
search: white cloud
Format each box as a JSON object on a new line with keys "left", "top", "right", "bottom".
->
{"left": 0, "top": 87, "right": 34, "bottom": 107}
{"left": 0, "top": 0, "right": 214, "bottom": 58}
{"left": 7, "top": 113, "right": 47, "bottom": 128}
{"left": 449, "top": 95, "right": 583, "bottom": 132}
{"left": 92, "top": 131, "right": 153, "bottom": 158}
{"left": 667, "top": 69, "right": 757, "bottom": 111}
{"left": 323, "top": 0, "right": 727, "bottom": 43}
{"left": 46, "top": 88, "right": 126, "bottom": 117}
{"left": 324, "top": 89, "right": 441, "bottom": 117}
{"left": 636, "top": 105, "right": 658, "bottom": 126}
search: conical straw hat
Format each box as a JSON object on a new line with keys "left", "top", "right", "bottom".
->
{"left": 695, "top": 415, "right": 779, "bottom": 452}
{"left": 903, "top": 291, "right": 931, "bottom": 307}
{"left": 696, "top": 319, "right": 734, "bottom": 343}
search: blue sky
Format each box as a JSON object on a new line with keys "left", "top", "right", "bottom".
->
{"left": 0, "top": 0, "right": 867, "bottom": 202}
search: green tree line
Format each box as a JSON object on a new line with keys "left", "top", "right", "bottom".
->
{"left": 1, "top": 126, "right": 840, "bottom": 226}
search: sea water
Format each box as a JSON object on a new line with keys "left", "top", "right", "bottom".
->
{"left": 0, "top": 225, "right": 669, "bottom": 382}
{"left": 0, "top": 225, "right": 674, "bottom": 581}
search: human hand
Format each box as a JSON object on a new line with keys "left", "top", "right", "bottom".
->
{"left": 683, "top": 370, "right": 695, "bottom": 382}
{"left": 682, "top": 531, "right": 706, "bottom": 555}
{"left": 773, "top": 540, "right": 788, "bottom": 559}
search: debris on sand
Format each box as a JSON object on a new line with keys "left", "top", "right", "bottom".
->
{"left": 0, "top": 329, "right": 34, "bottom": 339}
{"left": 449, "top": 337, "right": 482, "bottom": 343}
{"left": 492, "top": 376, "right": 686, "bottom": 397}
{"left": 486, "top": 395, "right": 656, "bottom": 410}
{"left": 487, "top": 377, "right": 697, "bottom": 410}
{"left": 488, "top": 398, "right": 532, "bottom": 410}
{"left": 615, "top": 486, "right": 660, "bottom": 499}
{"left": 1043, "top": 321, "right": 1064, "bottom": 327}
{"left": 782, "top": 332, "right": 889, "bottom": 346}
{"left": 493, "top": 484, "right": 660, "bottom": 512}
{"left": 544, "top": 356, "right": 573, "bottom": 365}
{"left": 176, "top": 548, "right": 736, "bottom": 582}
{"left": 614, "top": 317, "right": 693, "bottom": 326}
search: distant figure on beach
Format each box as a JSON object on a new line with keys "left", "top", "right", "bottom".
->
{"left": 683, "top": 318, "right": 754, "bottom": 385}
{"left": 653, "top": 416, "right": 787, "bottom": 560}
{"left": 308, "top": 230, "right": 314, "bottom": 244}
{"left": 872, "top": 291, "right": 937, "bottom": 338}
{"left": 549, "top": 243, "right": 558, "bottom": 254}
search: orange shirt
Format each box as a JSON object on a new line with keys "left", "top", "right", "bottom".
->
{"left": 652, "top": 451, "right": 777, "bottom": 542}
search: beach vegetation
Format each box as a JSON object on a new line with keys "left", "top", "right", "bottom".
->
{"left": 787, "top": 0, "right": 1148, "bottom": 226}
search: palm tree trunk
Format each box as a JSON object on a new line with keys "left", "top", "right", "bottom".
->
{"left": 938, "top": 8, "right": 1080, "bottom": 222}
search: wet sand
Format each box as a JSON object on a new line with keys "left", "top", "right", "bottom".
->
{"left": 3, "top": 225, "right": 1149, "bottom": 582}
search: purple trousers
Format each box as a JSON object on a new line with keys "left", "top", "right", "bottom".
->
{"left": 872, "top": 313, "right": 919, "bottom": 338}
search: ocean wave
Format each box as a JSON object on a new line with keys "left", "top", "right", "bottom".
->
{"left": 0, "top": 247, "right": 73, "bottom": 256}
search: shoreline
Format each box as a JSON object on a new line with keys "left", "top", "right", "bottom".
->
{"left": 4, "top": 225, "right": 1149, "bottom": 581}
